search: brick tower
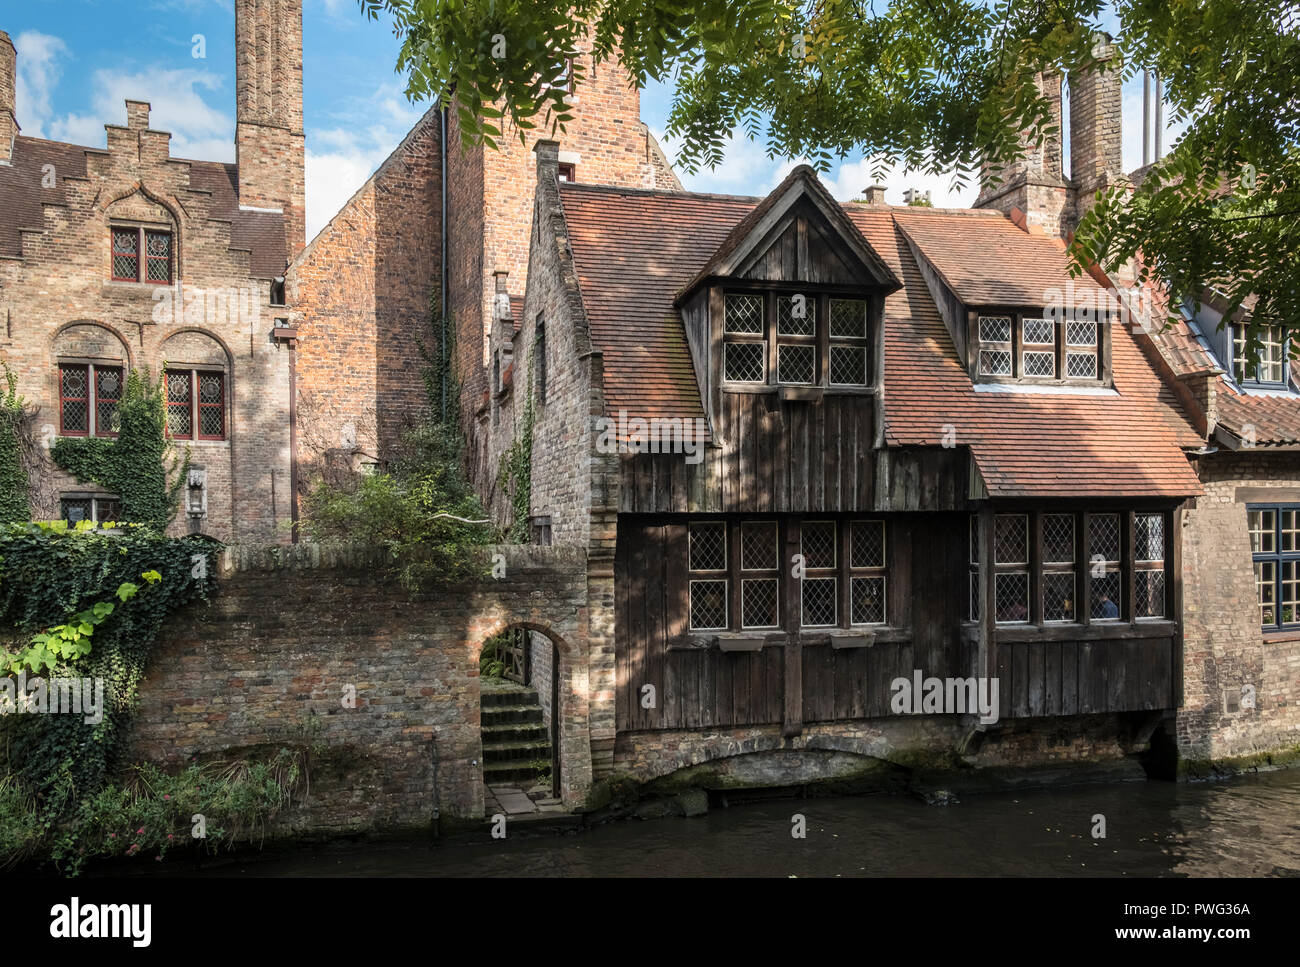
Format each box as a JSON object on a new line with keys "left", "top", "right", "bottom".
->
{"left": 235, "top": 0, "right": 306, "bottom": 258}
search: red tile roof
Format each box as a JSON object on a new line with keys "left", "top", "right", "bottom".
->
{"left": 0, "top": 136, "right": 286, "bottom": 279}
{"left": 558, "top": 182, "right": 1203, "bottom": 499}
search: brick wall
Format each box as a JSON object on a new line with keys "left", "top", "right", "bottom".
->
{"left": 287, "top": 109, "right": 442, "bottom": 487}
{"left": 128, "top": 543, "right": 591, "bottom": 834}
{"left": 1179, "top": 451, "right": 1300, "bottom": 766}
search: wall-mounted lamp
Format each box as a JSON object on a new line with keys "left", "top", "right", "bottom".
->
{"left": 187, "top": 466, "right": 207, "bottom": 532}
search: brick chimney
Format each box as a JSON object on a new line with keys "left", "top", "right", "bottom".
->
{"left": 0, "top": 30, "right": 17, "bottom": 164}
{"left": 235, "top": 0, "right": 306, "bottom": 257}
{"left": 863, "top": 184, "right": 888, "bottom": 205}
{"left": 975, "top": 69, "right": 1071, "bottom": 237}
{"left": 1069, "top": 33, "right": 1124, "bottom": 226}
{"left": 535, "top": 138, "right": 560, "bottom": 183}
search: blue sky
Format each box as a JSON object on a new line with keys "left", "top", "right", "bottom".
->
{"left": 5, "top": 0, "right": 1184, "bottom": 242}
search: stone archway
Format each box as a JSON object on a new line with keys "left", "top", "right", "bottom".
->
{"left": 473, "top": 615, "right": 591, "bottom": 812}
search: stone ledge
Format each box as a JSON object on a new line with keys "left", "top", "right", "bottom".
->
{"left": 216, "top": 541, "right": 585, "bottom": 577}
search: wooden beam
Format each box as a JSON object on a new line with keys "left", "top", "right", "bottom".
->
{"left": 978, "top": 505, "right": 996, "bottom": 683}
{"left": 783, "top": 518, "right": 803, "bottom": 737}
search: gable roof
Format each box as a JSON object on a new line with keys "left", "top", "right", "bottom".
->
{"left": 676, "top": 164, "right": 901, "bottom": 301}
{"left": 558, "top": 181, "right": 1203, "bottom": 499}
{"left": 0, "top": 135, "right": 286, "bottom": 278}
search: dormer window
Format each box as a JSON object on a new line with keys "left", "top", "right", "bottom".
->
{"left": 722, "top": 289, "right": 872, "bottom": 389}
{"left": 1232, "top": 324, "right": 1288, "bottom": 386}
{"left": 974, "top": 311, "right": 1104, "bottom": 385}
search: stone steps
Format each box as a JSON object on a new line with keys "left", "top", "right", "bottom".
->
{"left": 481, "top": 681, "right": 551, "bottom": 786}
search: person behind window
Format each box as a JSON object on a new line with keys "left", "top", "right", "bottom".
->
{"left": 1093, "top": 591, "right": 1119, "bottom": 619}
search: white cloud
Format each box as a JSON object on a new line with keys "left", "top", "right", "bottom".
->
{"left": 13, "top": 30, "right": 69, "bottom": 139}
{"left": 657, "top": 126, "right": 977, "bottom": 208}
{"left": 303, "top": 82, "right": 430, "bottom": 240}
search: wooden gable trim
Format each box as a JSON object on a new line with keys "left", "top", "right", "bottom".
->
{"left": 675, "top": 166, "right": 901, "bottom": 304}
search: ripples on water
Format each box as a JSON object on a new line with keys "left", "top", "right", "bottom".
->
{"left": 204, "top": 770, "right": 1300, "bottom": 878}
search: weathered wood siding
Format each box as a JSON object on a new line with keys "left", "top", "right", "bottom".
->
{"left": 620, "top": 441, "right": 969, "bottom": 515}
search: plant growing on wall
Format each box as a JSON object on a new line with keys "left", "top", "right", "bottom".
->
{"left": 0, "top": 361, "right": 30, "bottom": 524}
{"left": 301, "top": 293, "right": 497, "bottom": 589}
{"left": 0, "top": 522, "right": 215, "bottom": 872}
{"left": 497, "top": 355, "right": 535, "bottom": 543}
{"left": 50, "top": 369, "right": 188, "bottom": 532}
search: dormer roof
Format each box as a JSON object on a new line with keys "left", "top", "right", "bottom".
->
{"left": 676, "top": 164, "right": 901, "bottom": 302}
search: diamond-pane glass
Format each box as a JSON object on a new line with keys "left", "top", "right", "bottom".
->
{"left": 777, "top": 295, "right": 815, "bottom": 336}
{"left": 995, "top": 571, "right": 1029, "bottom": 622}
{"left": 96, "top": 498, "right": 121, "bottom": 523}
{"left": 111, "top": 228, "right": 138, "bottom": 280}
{"left": 690, "top": 579, "right": 728, "bottom": 630}
{"left": 969, "top": 514, "right": 979, "bottom": 564}
{"left": 1256, "top": 561, "right": 1276, "bottom": 626}
{"left": 1043, "top": 514, "right": 1074, "bottom": 563}
{"left": 61, "top": 498, "right": 93, "bottom": 524}
{"left": 995, "top": 514, "right": 1027, "bottom": 564}
{"left": 60, "top": 366, "right": 88, "bottom": 432}
{"left": 1023, "top": 318, "right": 1054, "bottom": 344}
{"left": 830, "top": 345, "right": 866, "bottom": 385}
{"left": 1067, "top": 351, "right": 1097, "bottom": 378}
{"left": 979, "top": 316, "right": 1012, "bottom": 342}
{"left": 1136, "top": 569, "right": 1165, "bottom": 618}
{"left": 1067, "top": 321, "right": 1097, "bottom": 346}
{"left": 830, "top": 299, "right": 867, "bottom": 338}
{"left": 689, "top": 522, "right": 727, "bottom": 571}
{"left": 741, "top": 522, "right": 777, "bottom": 570}
{"left": 198, "top": 373, "right": 224, "bottom": 437}
{"left": 96, "top": 367, "right": 121, "bottom": 434}
{"left": 801, "top": 521, "right": 836, "bottom": 570}
{"left": 969, "top": 569, "right": 980, "bottom": 621}
{"left": 851, "top": 576, "right": 885, "bottom": 624}
{"left": 801, "top": 577, "right": 837, "bottom": 626}
{"left": 1043, "top": 571, "right": 1075, "bottom": 621}
{"left": 200, "top": 403, "right": 224, "bottom": 437}
{"left": 742, "top": 578, "right": 779, "bottom": 628}
{"left": 166, "top": 371, "right": 192, "bottom": 437}
{"left": 1135, "top": 513, "right": 1164, "bottom": 562}
{"left": 980, "top": 350, "right": 1012, "bottom": 375}
{"left": 1090, "top": 514, "right": 1120, "bottom": 563}
{"left": 850, "top": 520, "right": 884, "bottom": 568}
{"left": 725, "top": 293, "right": 763, "bottom": 334}
{"left": 1091, "top": 569, "right": 1122, "bottom": 619}
{"left": 1023, "top": 350, "right": 1056, "bottom": 377}
{"left": 778, "top": 344, "right": 815, "bottom": 384}
{"left": 145, "top": 231, "right": 171, "bottom": 282}
{"left": 725, "top": 342, "right": 765, "bottom": 382}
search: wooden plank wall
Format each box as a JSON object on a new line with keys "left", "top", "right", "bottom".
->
{"left": 618, "top": 398, "right": 970, "bottom": 516}
{"left": 995, "top": 637, "right": 1175, "bottom": 719}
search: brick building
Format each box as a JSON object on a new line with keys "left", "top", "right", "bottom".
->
{"left": 285, "top": 42, "right": 682, "bottom": 515}
{"left": 0, "top": 0, "right": 305, "bottom": 542}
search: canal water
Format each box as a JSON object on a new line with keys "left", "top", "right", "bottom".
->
{"left": 192, "top": 769, "right": 1300, "bottom": 877}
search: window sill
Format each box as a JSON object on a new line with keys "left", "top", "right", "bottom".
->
{"left": 671, "top": 626, "right": 909, "bottom": 651}
{"left": 1262, "top": 629, "right": 1300, "bottom": 643}
{"left": 720, "top": 384, "right": 878, "bottom": 396}
{"left": 961, "top": 620, "right": 1177, "bottom": 642}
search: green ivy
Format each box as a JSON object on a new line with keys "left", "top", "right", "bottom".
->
{"left": 51, "top": 369, "right": 188, "bottom": 532}
{"left": 0, "top": 361, "right": 30, "bottom": 524}
{"left": 498, "top": 353, "right": 535, "bottom": 543}
{"left": 0, "top": 523, "right": 215, "bottom": 872}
